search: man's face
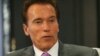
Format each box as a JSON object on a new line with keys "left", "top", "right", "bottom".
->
{"left": 23, "top": 4, "right": 59, "bottom": 51}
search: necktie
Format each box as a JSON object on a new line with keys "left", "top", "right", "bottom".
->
{"left": 41, "top": 52, "right": 51, "bottom": 56}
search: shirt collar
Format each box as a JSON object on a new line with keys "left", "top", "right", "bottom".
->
{"left": 33, "top": 40, "right": 59, "bottom": 56}
{"left": 33, "top": 45, "right": 43, "bottom": 56}
{"left": 48, "top": 40, "right": 59, "bottom": 56}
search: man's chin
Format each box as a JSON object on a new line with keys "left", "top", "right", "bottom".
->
{"left": 36, "top": 39, "right": 57, "bottom": 51}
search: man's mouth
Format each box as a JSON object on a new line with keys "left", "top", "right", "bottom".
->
{"left": 42, "top": 36, "right": 53, "bottom": 39}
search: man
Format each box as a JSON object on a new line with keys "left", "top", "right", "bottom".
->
{"left": 7, "top": 0, "right": 98, "bottom": 56}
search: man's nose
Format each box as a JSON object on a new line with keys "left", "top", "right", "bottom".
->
{"left": 42, "top": 23, "right": 50, "bottom": 32}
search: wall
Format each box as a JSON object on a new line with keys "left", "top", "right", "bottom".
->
{"left": 9, "top": 0, "right": 99, "bottom": 51}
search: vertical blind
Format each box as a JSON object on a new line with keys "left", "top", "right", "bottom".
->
{"left": 0, "top": 0, "right": 3, "bottom": 56}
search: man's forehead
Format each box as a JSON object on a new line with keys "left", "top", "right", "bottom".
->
{"left": 26, "top": 3, "right": 56, "bottom": 20}
{"left": 27, "top": 4, "right": 56, "bottom": 16}
{"left": 28, "top": 4, "right": 55, "bottom": 11}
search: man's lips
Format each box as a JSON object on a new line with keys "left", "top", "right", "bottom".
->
{"left": 42, "top": 36, "right": 53, "bottom": 39}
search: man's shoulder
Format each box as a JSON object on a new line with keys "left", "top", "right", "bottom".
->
{"left": 6, "top": 46, "right": 33, "bottom": 56}
{"left": 63, "top": 44, "right": 92, "bottom": 50}
{"left": 62, "top": 44, "right": 98, "bottom": 56}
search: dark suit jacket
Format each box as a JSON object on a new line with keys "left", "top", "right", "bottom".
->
{"left": 6, "top": 41, "right": 98, "bottom": 56}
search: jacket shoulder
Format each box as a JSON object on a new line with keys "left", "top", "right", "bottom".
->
{"left": 6, "top": 46, "right": 32, "bottom": 56}
{"left": 62, "top": 44, "right": 98, "bottom": 56}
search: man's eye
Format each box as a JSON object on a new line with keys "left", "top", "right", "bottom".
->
{"left": 49, "top": 16, "right": 57, "bottom": 23}
{"left": 49, "top": 18, "right": 56, "bottom": 23}
{"left": 34, "top": 20, "right": 42, "bottom": 24}
{"left": 50, "top": 19, "right": 55, "bottom": 22}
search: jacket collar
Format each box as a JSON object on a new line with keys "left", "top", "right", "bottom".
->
{"left": 21, "top": 41, "right": 66, "bottom": 56}
{"left": 21, "top": 46, "right": 35, "bottom": 56}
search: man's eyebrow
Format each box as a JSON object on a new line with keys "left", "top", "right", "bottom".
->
{"left": 32, "top": 18, "right": 42, "bottom": 21}
{"left": 49, "top": 16, "right": 56, "bottom": 19}
{"left": 32, "top": 16, "right": 56, "bottom": 22}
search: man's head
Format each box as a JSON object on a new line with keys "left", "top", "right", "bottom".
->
{"left": 23, "top": 0, "right": 59, "bottom": 51}
{"left": 23, "top": 0, "right": 59, "bottom": 24}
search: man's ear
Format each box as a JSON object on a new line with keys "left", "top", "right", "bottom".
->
{"left": 57, "top": 24, "right": 59, "bottom": 32}
{"left": 23, "top": 24, "right": 29, "bottom": 36}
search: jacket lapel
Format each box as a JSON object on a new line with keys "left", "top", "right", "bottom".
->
{"left": 58, "top": 41, "right": 70, "bottom": 56}
{"left": 22, "top": 46, "right": 35, "bottom": 56}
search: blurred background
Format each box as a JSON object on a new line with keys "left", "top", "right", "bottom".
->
{"left": 0, "top": 0, "right": 100, "bottom": 56}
